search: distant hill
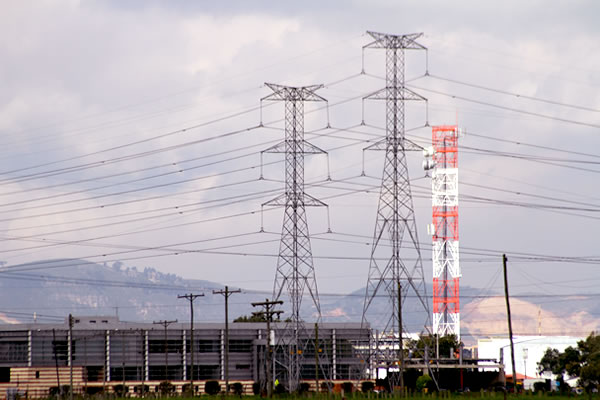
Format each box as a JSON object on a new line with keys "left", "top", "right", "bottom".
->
{"left": 462, "top": 297, "right": 600, "bottom": 339}
{"left": 0, "top": 258, "right": 462, "bottom": 329}
{"left": 2, "top": 258, "right": 594, "bottom": 344}
{"left": 0, "top": 259, "right": 228, "bottom": 324}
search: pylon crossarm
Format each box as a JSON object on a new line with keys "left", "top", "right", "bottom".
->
{"left": 365, "top": 31, "right": 425, "bottom": 50}
{"left": 262, "top": 83, "right": 326, "bottom": 102}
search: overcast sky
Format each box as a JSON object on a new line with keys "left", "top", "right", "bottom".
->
{"left": 1, "top": 1, "right": 599, "bottom": 322}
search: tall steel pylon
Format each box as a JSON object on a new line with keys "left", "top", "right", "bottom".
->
{"left": 261, "top": 83, "right": 328, "bottom": 392}
{"left": 361, "top": 31, "right": 431, "bottom": 382}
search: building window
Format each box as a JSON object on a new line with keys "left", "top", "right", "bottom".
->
{"left": 0, "top": 341, "right": 28, "bottom": 362}
{"left": 52, "top": 340, "right": 69, "bottom": 362}
{"left": 188, "top": 365, "right": 219, "bottom": 380}
{"left": 195, "top": 340, "right": 219, "bottom": 353}
{"left": 229, "top": 339, "right": 253, "bottom": 353}
{"left": 86, "top": 366, "right": 104, "bottom": 382}
{"left": 149, "top": 340, "right": 183, "bottom": 354}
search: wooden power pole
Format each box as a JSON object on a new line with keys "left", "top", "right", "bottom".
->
{"left": 213, "top": 286, "right": 241, "bottom": 394}
{"left": 153, "top": 319, "right": 178, "bottom": 381}
{"left": 252, "top": 299, "right": 283, "bottom": 398}
{"left": 178, "top": 293, "right": 205, "bottom": 395}
{"left": 503, "top": 254, "right": 517, "bottom": 390}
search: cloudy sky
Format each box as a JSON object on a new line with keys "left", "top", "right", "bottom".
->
{"left": 1, "top": 1, "right": 599, "bottom": 325}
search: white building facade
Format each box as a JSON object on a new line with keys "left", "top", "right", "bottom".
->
{"left": 477, "top": 336, "right": 582, "bottom": 389}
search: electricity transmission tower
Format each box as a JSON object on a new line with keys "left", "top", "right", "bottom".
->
{"left": 261, "top": 83, "right": 327, "bottom": 392}
{"left": 361, "top": 31, "right": 431, "bottom": 385}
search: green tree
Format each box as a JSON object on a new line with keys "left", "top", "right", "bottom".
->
{"left": 158, "top": 381, "right": 175, "bottom": 396}
{"left": 576, "top": 333, "right": 600, "bottom": 390}
{"left": 538, "top": 332, "right": 600, "bottom": 392}
{"left": 416, "top": 375, "right": 434, "bottom": 392}
{"left": 230, "top": 382, "right": 244, "bottom": 396}
{"left": 205, "top": 380, "right": 221, "bottom": 395}
{"left": 233, "top": 314, "right": 267, "bottom": 322}
{"left": 406, "top": 334, "right": 462, "bottom": 359}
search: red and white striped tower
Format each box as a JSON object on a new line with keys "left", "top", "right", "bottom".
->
{"left": 430, "top": 125, "right": 460, "bottom": 337}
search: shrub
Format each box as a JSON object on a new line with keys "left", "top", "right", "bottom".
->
{"left": 85, "top": 387, "right": 104, "bottom": 396}
{"left": 113, "top": 384, "right": 128, "bottom": 397}
{"left": 182, "top": 384, "right": 196, "bottom": 396}
{"left": 533, "top": 381, "right": 547, "bottom": 392}
{"left": 298, "top": 382, "right": 311, "bottom": 394}
{"left": 230, "top": 382, "right": 244, "bottom": 396}
{"left": 275, "top": 383, "right": 287, "bottom": 394}
{"left": 320, "top": 381, "right": 330, "bottom": 393}
{"left": 416, "top": 375, "right": 433, "bottom": 393}
{"left": 361, "top": 381, "right": 375, "bottom": 393}
{"left": 376, "top": 378, "right": 390, "bottom": 392}
{"left": 342, "top": 382, "right": 354, "bottom": 394}
{"left": 252, "top": 382, "right": 261, "bottom": 395}
{"left": 49, "top": 386, "right": 71, "bottom": 397}
{"left": 135, "top": 384, "right": 150, "bottom": 395}
{"left": 205, "top": 380, "right": 221, "bottom": 395}
{"left": 158, "top": 381, "right": 175, "bottom": 395}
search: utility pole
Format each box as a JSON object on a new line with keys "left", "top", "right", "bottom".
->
{"left": 178, "top": 293, "right": 204, "bottom": 395}
{"left": 140, "top": 329, "right": 146, "bottom": 397}
{"left": 121, "top": 330, "right": 126, "bottom": 390}
{"left": 503, "top": 254, "right": 517, "bottom": 390}
{"left": 153, "top": 320, "right": 178, "bottom": 381}
{"left": 252, "top": 299, "right": 283, "bottom": 398}
{"left": 52, "top": 329, "right": 61, "bottom": 399}
{"left": 397, "top": 280, "right": 404, "bottom": 390}
{"left": 68, "top": 314, "right": 74, "bottom": 400}
{"left": 213, "top": 286, "right": 241, "bottom": 395}
{"left": 314, "top": 323, "right": 319, "bottom": 392}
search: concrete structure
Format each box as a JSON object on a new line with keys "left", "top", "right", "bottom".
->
{"left": 0, "top": 316, "right": 369, "bottom": 399}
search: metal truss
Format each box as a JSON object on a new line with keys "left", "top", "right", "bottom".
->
{"left": 431, "top": 125, "right": 460, "bottom": 337}
{"left": 361, "top": 31, "right": 431, "bottom": 387}
{"left": 261, "top": 83, "right": 328, "bottom": 392}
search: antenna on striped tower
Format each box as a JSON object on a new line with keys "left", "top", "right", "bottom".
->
{"left": 424, "top": 125, "right": 460, "bottom": 338}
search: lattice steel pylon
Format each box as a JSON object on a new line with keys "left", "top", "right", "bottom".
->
{"left": 430, "top": 125, "right": 460, "bottom": 337}
{"left": 361, "top": 31, "right": 431, "bottom": 383}
{"left": 261, "top": 83, "right": 328, "bottom": 392}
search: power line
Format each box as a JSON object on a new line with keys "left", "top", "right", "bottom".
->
{"left": 426, "top": 74, "right": 600, "bottom": 113}
{"left": 0, "top": 72, "right": 366, "bottom": 185}
{"left": 3, "top": 175, "right": 599, "bottom": 262}
{"left": 409, "top": 84, "right": 600, "bottom": 129}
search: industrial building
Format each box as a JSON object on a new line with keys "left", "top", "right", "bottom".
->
{"left": 0, "top": 316, "right": 369, "bottom": 398}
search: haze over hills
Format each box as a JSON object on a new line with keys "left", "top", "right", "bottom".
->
{"left": 1, "top": 259, "right": 598, "bottom": 344}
